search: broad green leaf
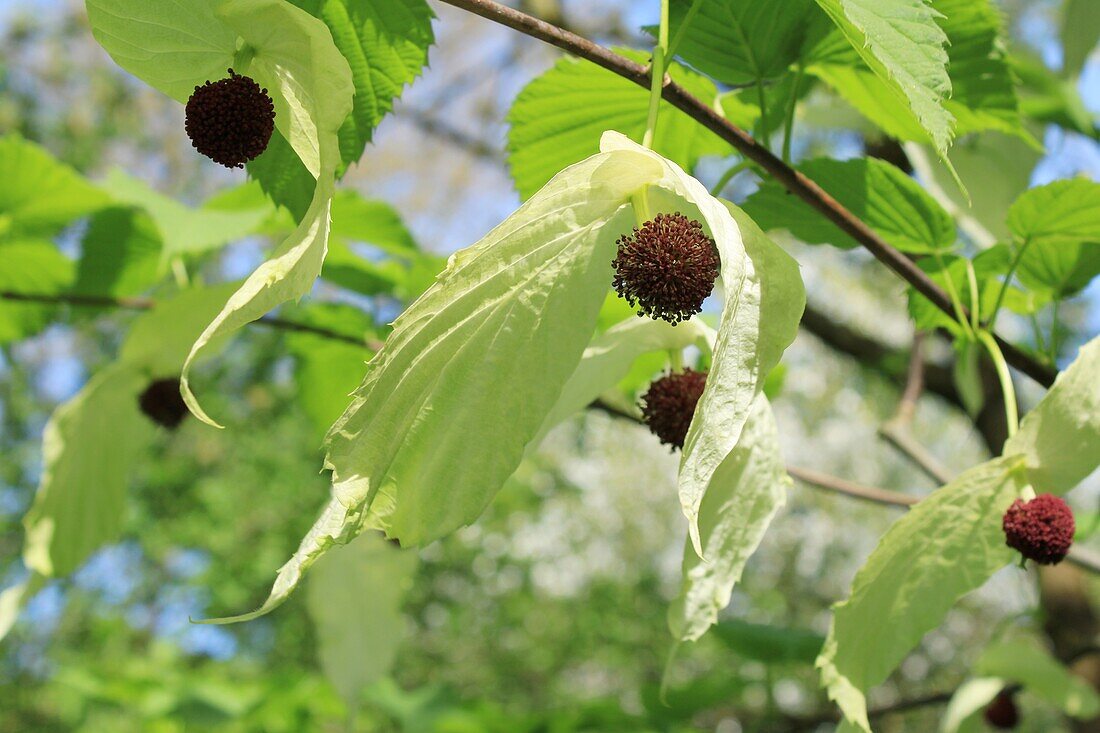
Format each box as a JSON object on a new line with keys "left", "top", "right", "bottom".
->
{"left": 940, "top": 677, "right": 1003, "bottom": 733}
{"left": 668, "top": 395, "right": 790, "bottom": 642}
{"left": 1062, "top": 0, "right": 1100, "bottom": 79}
{"left": 1008, "top": 179, "right": 1100, "bottom": 297}
{"left": 205, "top": 141, "right": 668, "bottom": 623}
{"left": 0, "top": 135, "right": 109, "bottom": 237}
{"left": 531, "top": 316, "right": 715, "bottom": 449}
{"left": 904, "top": 133, "right": 1042, "bottom": 245}
{"left": 312, "top": 0, "right": 434, "bottom": 169}
{"left": 810, "top": 0, "right": 1028, "bottom": 143}
{"left": 1008, "top": 179, "right": 1100, "bottom": 248}
{"left": 21, "top": 286, "right": 237, "bottom": 578}
{"left": 104, "top": 170, "right": 272, "bottom": 260}
{"left": 306, "top": 532, "right": 418, "bottom": 714}
{"left": 507, "top": 50, "right": 727, "bottom": 200}
{"left": 1004, "top": 335, "right": 1100, "bottom": 495}
{"left": 246, "top": 131, "right": 316, "bottom": 221}
{"left": 0, "top": 240, "right": 75, "bottom": 344}
{"left": 1011, "top": 54, "right": 1097, "bottom": 137}
{"left": 284, "top": 304, "right": 375, "bottom": 438}
{"left": 22, "top": 364, "right": 150, "bottom": 577}
{"left": 742, "top": 157, "right": 955, "bottom": 253}
{"left": 84, "top": 0, "right": 238, "bottom": 103}
{"left": 976, "top": 638, "right": 1100, "bottom": 719}
{"left": 72, "top": 208, "right": 162, "bottom": 297}
{"left": 597, "top": 134, "right": 804, "bottom": 554}
{"left": 1017, "top": 241, "right": 1100, "bottom": 298}
{"left": 816, "top": 456, "right": 1026, "bottom": 732}
{"left": 812, "top": 0, "right": 954, "bottom": 155}
{"left": 711, "top": 618, "right": 825, "bottom": 665}
{"left": 666, "top": 0, "right": 820, "bottom": 85}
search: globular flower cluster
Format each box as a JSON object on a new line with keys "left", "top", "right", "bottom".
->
{"left": 185, "top": 69, "right": 275, "bottom": 168}
{"left": 640, "top": 369, "right": 707, "bottom": 451}
{"left": 612, "top": 213, "right": 720, "bottom": 325}
{"left": 138, "top": 378, "right": 189, "bottom": 430}
{"left": 983, "top": 689, "right": 1020, "bottom": 729}
{"left": 1002, "top": 493, "right": 1075, "bottom": 565}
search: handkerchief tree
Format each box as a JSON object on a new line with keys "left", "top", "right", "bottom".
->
{"left": 3, "top": 0, "right": 1100, "bottom": 730}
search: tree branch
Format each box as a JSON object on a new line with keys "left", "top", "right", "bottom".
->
{"left": 0, "top": 290, "right": 379, "bottom": 350}
{"left": 433, "top": 0, "right": 1056, "bottom": 389}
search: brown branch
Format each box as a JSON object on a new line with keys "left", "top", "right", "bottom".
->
{"left": 433, "top": 0, "right": 1056, "bottom": 389}
{"left": 590, "top": 399, "right": 1100, "bottom": 575}
{"left": 0, "top": 290, "right": 377, "bottom": 349}
{"left": 780, "top": 689, "right": 954, "bottom": 731}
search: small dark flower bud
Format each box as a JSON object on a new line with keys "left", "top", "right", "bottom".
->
{"left": 185, "top": 69, "right": 275, "bottom": 168}
{"left": 1002, "top": 494, "right": 1075, "bottom": 565}
{"left": 612, "top": 213, "right": 720, "bottom": 325}
{"left": 983, "top": 689, "right": 1019, "bottom": 729}
{"left": 640, "top": 369, "right": 707, "bottom": 450}
{"left": 138, "top": 378, "right": 189, "bottom": 429}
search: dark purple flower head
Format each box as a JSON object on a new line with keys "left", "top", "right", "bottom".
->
{"left": 185, "top": 69, "right": 275, "bottom": 168}
{"left": 1002, "top": 493, "right": 1075, "bottom": 565}
{"left": 612, "top": 213, "right": 719, "bottom": 325}
{"left": 138, "top": 378, "right": 189, "bottom": 430}
{"left": 640, "top": 369, "right": 707, "bottom": 451}
{"left": 983, "top": 689, "right": 1019, "bottom": 729}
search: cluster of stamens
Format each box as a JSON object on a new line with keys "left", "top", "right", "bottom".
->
{"left": 640, "top": 369, "right": 708, "bottom": 450}
{"left": 1002, "top": 494, "right": 1075, "bottom": 565}
{"left": 185, "top": 69, "right": 275, "bottom": 168}
{"left": 612, "top": 213, "right": 719, "bottom": 325}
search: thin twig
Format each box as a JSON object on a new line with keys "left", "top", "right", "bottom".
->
{"left": 0, "top": 290, "right": 377, "bottom": 349}
{"left": 433, "top": 0, "right": 1056, "bottom": 389}
{"left": 590, "top": 399, "right": 1100, "bottom": 576}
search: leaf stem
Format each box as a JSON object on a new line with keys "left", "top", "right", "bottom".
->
{"left": 965, "top": 260, "right": 980, "bottom": 333}
{"left": 977, "top": 330, "right": 1019, "bottom": 438}
{"left": 988, "top": 237, "right": 1031, "bottom": 328}
{"left": 668, "top": 348, "right": 684, "bottom": 373}
{"left": 642, "top": 0, "right": 670, "bottom": 150}
{"left": 709, "top": 159, "right": 750, "bottom": 196}
{"left": 933, "top": 253, "right": 974, "bottom": 340}
{"left": 665, "top": 0, "right": 704, "bottom": 62}
{"left": 781, "top": 65, "right": 804, "bottom": 164}
{"left": 755, "top": 78, "right": 769, "bottom": 144}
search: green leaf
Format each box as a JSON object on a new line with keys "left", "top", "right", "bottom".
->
{"left": 246, "top": 131, "right": 316, "bottom": 221}
{"left": 22, "top": 364, "right": 151, "bottom": 577}
{"left": 816, "top": 456, "right": 1026, "bottom": 732}
{"left": 711, "top": 619, "right": 825, "bottom": 665}
{"left": 1062, "top": 0, "right": 1100, "bottom": 79}
{"left": 203, "top": 138, "right": 664, "bottom": 623}
{"left": 1004, "top": 335, "right": 1100, "bottom": 495}
{"left": 904, "top": 132, "right": 1042, "bottom": 244}
{"left": 72, "top": 208, "right": 162, "bottom": 297}
{"left": 306, "top": 531, "right": 418, "bottom": 714}
{"left": 907, "top": 248, "right": 1034, "bottom": 335}
{"left": 104, "top": 170, "right": 272, "bottom": 261}
{"left": 0, "top": 134, "right": 109, "bottom": 237}
{"left": 284, "top": 304, "right": 375, "bottom": 438}
{"left": 507, "top": 50, "right": 727, "bottom": 200}
{"left": 312, "top": 0, "right": 434, "bottom": 170}
{"left": 668, "top": 395, "right": 790, "bottom": 642}
{"left": 742, "top": 157, "right": 955, "bottom": 253}
{"left": 1007, "top": 179, "right": 1100, "bottom": 297}
{"left": 812, "top": 0, "right": 953, "bottom": 155}
{"left": 0, "top": 240, "right": 75, "bottom": 344}
{"left": 21, "top": 286, "right": 237, "bottom": 579}
{"left": 976, "top": 638, "right": 1100, "bottom": 719}
{"left": 1008, "top": 178, "right": 1100, "bottom": 248}
{"left": 811, "top": 0, "right": 1027, "bottom": 143}
{"left": 1011, "top": 53, "right": 1097, "bottom": 137}
{"left": 666, "top": 0, "right": 820, "bottom": 85}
